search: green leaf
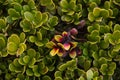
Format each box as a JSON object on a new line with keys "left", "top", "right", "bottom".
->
{"left": 0, "top": 19, "right": 6, "bottom": 29}
{"left": 40, "top": 0, "right": 52, "bottom": 6}
{"left": 49, "top": 16, "right": 58, "bottom": 27}
{"left": 99, "top": 40, "right": 109, "bottom": 49}
{"left": 62, "top": 15, "right": 72, "bottom": 22}
{"left": 78, "top": 56, "right": 85, "bottom": 65}
{"left": 42, "top": 12, "right": 48, "bottom": 23}
{"left": 47, "top": 3, "right": 56, "bottom": 10}
{"left": 28, "top": 0, "right": 36, "bottom": 9}
{"left": 88, "top": 12, "right": 95, "bottom": 22}
{"left": 104, "top": 1, "right": 110, "bottom": 9}
{"left": 7, "top": 42, "right": 18, "bottom": 54}
{"left": 34, "top": 72, "right": 40, "bottom": 77}
{"left": 54, "top": 71, "right": 62, "bottom": 78}
{"left": 1, "top": 51, "right": 8, "bottom": 57}
{"left": 100, "top": 64, "right": 107, "bottom": 75}
{"left": 60, "top": 0, "right": 69, "bottom": 9}
{"left": 9, "top": 63, "right": 16, "bottom": 71}
{"left": 58, "top": 64, "right": 68, "bottom": 71}
{"left": 32, "top": 65, "right": 38, "bottom": 73}
{"left": 88, "top": 2, "right": 97, "bottom": 12}
{"left": 23, "top": 5, "right": 30, "bottom": 12}
{"left": 113, "top": 44, "right": 120, "bottom": 52}
{"left": 109, "top": 62, "right": 116, "bottom": 71}
{"left": 20, "top": 19, "right": 32, "bottom": 32}
{"left": 17, "top": 43, "right": 26, "bottom": 56}
{"left": 18, "top": 57, "right": 26, "bottom": 65}
{"left": 93, "top": 7, "right": 101, "bottom": 17}
{"left": 42, "top": 76, "right": 51, "bottom": 80}
{"left": 20, "top": 32, "right": 26, "bottom": 43}
{"left": 111, "top": 30, "right": 120, "bottom": 44}
{"left": 24, "top": 11, "right": 34, "bottom": 21}
{"left": 0, "top": 37, "right": 6, "bottom": 50}
{"left": 28, "top": 58, "right": 36, "bottom": 68}
{"left": 100, "top": 9, "right": 109, "bottom": 18}
{"left": 114, "top": 24, "right": 120, "bottom": 31}
{"left": 14, "top": 0, "right": 23, "bottom": 3}
{"left": 37, "top": 31, "right": 42, "bottom": 40}
{"left": 13, "top": 2, "right": 22, "bottom": 12}
{"left": 55, "top": 77, "right": 63, "bottom": 80}
{"left": 104, "top": 33, "right": 112, "bottom": 43}
{"left": 27, "top": 48, "right": 36, "bottom": 58}
{"left": 35, "top": 41, "right": 44, "bottom": 47}
{"left": 98, "top": 57, "right": 107, "bottom": 66}
{"left": 32, "top": 65, "right": 40, "bottom": 77}
{"left": 7, "top": 16, "right": 14, "bottom": 24}
{"left": 100, "top": 25, "right": 110, "bottom": 34}
{"left": 26, "top": 68, "right": 34, "bottom": 76}
{"left": 29, "top": 36, "right": 37, "bottom": 43}
{"left": 17, "top": 74, "right": 24, "bottom": 80}
{"left": 86, "top": 69, "right": 93, "bottom": 80}
{"left": 8, "top": 34, "right": 20, "bottom": 45}
{"left": 113, "top": 8, "right": 119, "bottom": 17}
{"left": 33, "top": 11, "right": 43, "bottom": 28}
{"left": 42, "top": 38, "right": 49, "bottom": 44}
{"left": 40, "top": 66, "right": 48, "bottom": 75}
{"left": 23, "top": 55, "right": 31, "bottom": 64}
{"left": 58, "top": 59, "right": 76, "bottom": 71}
{"left": 84, "top": 60, "right": 91, "bottom": 71}
{"left": 108, "top": 9, "right": 113, "bottom": 17}
{"left": 13, "top": 59, "right": 21, "bottom": 67}
{"left": 79, "top": 76, "right": 85, "bottom": 80}
{"left": 8, "top": 8, "right": 20, "bottom": 20}
{"left": 87, "top": 24, "right": 100, "bottom": 33}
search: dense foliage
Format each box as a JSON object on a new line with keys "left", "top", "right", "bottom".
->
{"left": 0, "top": 0, "right": 120, "bottom": 80}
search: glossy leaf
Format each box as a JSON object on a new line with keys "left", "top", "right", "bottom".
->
{"left": 27, "top": 48, "right": 36, "bottom": 58}
{"left": 20, "top": 19, "right": 32, "bottom": 32}
{"left": 86, "top": 69, "right": 93, "bottom": 80}
{"left": 7, "top": 42, "right": 18, "bottom": 54}
{"left": 49, "top": 16, "right": 58, "bottom": 27}
{"left": 28, "top": 0, "right": 36, "bottom": 9}
{"left": 46, "top": 41, "right": 56, "bottom": 48}
{"left": 24, "top": 11, "right": 34, "bottom": 21}
{"left": 0, "top": 19, "right": 6, "bottom": 29}
{"left": 0, "top": 36, "right": 6, "bottom": 50}
{"left": 20, "top": 32, "right": 26, "bottom": 43}
{"left": 42, "top": 76, "right": 51, "bottom": 80}
{"left": 37, "top": 31, "right": 42, "bottom": 40}
{"left": 23, "top": 55, "right": 31, "bottom": 64}
{"left": 100, "top": 64, "right": 107, "bottom": 75}
{"left": 54, "top": 71, "right": 62, "bottom": 78}
{"left": 13, "top": 2, "right": 22, "bottom": 12}
{"left": 33, "top": 11, "right": 43, "bottom": 28}
{"left": 88, "top": 12, "right": 95, "bottom": 22}
{"left": 104, "top": 1, "right": 110, "bottom": 9}
{"left": 93, "top": 7, "right": 101, "bottom": 17}
{"left": 69, "top": 49, "right": 76, "bottom": 58}
{"left": 40, "top": 0, "right": 52, "bottom": 6}
{"left": 42, "top": 12, "right": 48, "bottom": 23}
{"left": 100, "top": 9, "right": 109, "bottom": 18}
{"left": 8, "top": 8, "right": 20, "bottom": 20}
{"left": 26, "top": 68, "right": 34, "bottom": 76}
{"left": 35, "top": 41, "right": 44, "bottom": 47}
{"left": 8, "top": 34, "right": 20, "bottom": 45}
{"left": 29, "top": 36, "right": 37, "bottom": 43}
{"left": 50, "top": 48, "right": 59, "bottom": 56}
{"left": 9, "top": 63, "right": 16, "bottom": 72}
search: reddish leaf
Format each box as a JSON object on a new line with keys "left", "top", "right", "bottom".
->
{"left": 63, "top": 43, "right": 70, "bottom": 50}
{"left": 50, "top": 48, "right": 59, "bottom": 56}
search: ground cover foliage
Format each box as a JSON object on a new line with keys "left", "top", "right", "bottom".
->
{"left": 0, "top": 0, "right": 120, "bottom": 80}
